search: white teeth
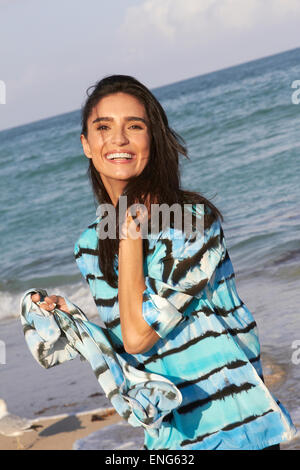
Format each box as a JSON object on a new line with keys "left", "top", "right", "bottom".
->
{"left": 106, "top": 153, "right": 133, "bottom": 160}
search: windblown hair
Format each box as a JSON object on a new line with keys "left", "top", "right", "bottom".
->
{"left": 81, "top": 74, "right": 224, "bottom": 288}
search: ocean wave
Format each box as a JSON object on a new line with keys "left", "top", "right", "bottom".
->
{"left": 0, "top": 282, "right": 99, "bottom": 322}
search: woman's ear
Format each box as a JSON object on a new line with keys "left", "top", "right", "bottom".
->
{"left": 80, "top": 134, "right": 92, "bottom": 159}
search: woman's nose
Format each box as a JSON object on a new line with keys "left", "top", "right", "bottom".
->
{"left": 111, "top": 127, "right": 129, "bottom": 145}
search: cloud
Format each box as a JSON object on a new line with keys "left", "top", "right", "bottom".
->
{"left": 115, "top": 0, "right": 300, "bottom": 88}
{"left": 121, "top": 0, "right": 300, "bottom": 42}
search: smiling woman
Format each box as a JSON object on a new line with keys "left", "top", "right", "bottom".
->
{"left": 79, "top": 91, "right": 160, "bottom": 354}
{"left": 23, "top": 75, "right": 297, "bottom": 451}
{"left": 80, "top": 92, "right": 151, "bottom": 205}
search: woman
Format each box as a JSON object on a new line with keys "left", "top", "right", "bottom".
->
{"left": 25, "top": 75, "right": 296, "bottom": 450}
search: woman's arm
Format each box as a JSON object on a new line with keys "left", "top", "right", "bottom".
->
{"left": 120, "top": 204, "right": 226, "bottom": 355}
{"left": 117, "top": 203, "right": 225, "bottom": 355}
{"left": 118, "top": 234, "right": 160, "bottom": 355}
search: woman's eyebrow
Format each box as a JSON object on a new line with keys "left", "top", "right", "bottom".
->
{"left": 92, "top": 116, "right": 147, "bottom": 124}
{"left": 126, "top": 116, "right": 147, "bottom": 124}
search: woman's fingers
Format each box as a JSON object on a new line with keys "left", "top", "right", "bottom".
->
{"left": 30, "top": 294, "right": 56, "bottom": 311}
{"left": 43, "top": 296, "right": 56, "bottom": 310}
{"left": 56, "top": 296, "right": 70, "bottom": 314}
{"left": 47, "top": 295, "right": 58, "bottom": 307}
{"left": 31, "top": 293, "right": 70, "bottom": 314}
{"left": 31, "top": 293, "right": 40, "bottom": 303}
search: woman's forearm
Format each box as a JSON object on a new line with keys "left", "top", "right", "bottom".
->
{"left": 118, "top": 234, "right": 160, "bottom": 354}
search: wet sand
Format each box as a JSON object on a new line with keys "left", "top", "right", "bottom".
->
{"left": 0, "top": 407, "right": 122, "bottom": 450}
{"left": 0, "top": 342, "right": 298, "bottom": 450}
{"left": 0, "top": 403, "right": 298, "bottom": 450}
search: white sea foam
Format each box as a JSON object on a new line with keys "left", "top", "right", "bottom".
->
{"left": 0, "top": 283, "right": 100, "bottom": 323}
{"left": 73, "top": 420, "right": 145, "bottom": 450}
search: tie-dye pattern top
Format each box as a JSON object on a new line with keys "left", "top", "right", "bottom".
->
{"left": 72, "top": 203, "right": 296, "bottom": 450}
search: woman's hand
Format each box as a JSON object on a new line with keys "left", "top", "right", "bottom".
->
{"left": 120, "top": 194, "right": 152, "bottom": 240}
{"left": 31, "top": 293, "right": 70, "bottom": 314}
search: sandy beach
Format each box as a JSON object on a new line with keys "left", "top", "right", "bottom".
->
{"left": 1, "top": 315, "right": 299, "bottom": 450}
{"left": 1, "top": 320, "right": 299, "bottom": 450}
{"left": 0, "top": 407, "right": 122, "bottom": 450}
{"left": 1, "top": 405, "right": 298, "bottom": 451}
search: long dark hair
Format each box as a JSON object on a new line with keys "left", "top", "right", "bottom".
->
{"left": 81, "top": 74, "right": 224, "bottom": 288}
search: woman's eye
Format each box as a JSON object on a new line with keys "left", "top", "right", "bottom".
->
{"left": 96, "top": 124, "right": 144, "bottom": 131}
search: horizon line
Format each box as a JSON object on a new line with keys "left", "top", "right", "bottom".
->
{"left": 0, "top": 44, "right": 299, "bottom": 134}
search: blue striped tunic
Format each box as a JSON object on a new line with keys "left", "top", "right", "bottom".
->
{"left": 72, "top": 203, "right": 297, "bottom": 450}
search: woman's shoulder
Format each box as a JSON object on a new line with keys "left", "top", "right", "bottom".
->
{"left": 144, "top": 202, "right": 223, "bottom": 265}
{"left": 153, "top": 202, "right": 215, "bottom": 242}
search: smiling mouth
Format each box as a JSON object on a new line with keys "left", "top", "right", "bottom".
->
{"left": 105, "top": 152, "right": 135, "bottom": 161}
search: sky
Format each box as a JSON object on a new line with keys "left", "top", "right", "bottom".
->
{"left": 0, "top": 0, "right": 299, "bottom": 131}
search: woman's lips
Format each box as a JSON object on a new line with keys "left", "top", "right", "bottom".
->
{"left": 104, "top": 152, "right": 136, "bottom": 163}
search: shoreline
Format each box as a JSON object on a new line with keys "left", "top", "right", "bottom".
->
{"left": 1, "top": 317, "right": 298, "bottom": 450}
{"left": 1, "top": 406, "right": 298, "bottom": 450}
{"left": 0, "top": 407, "right": 122, "bottom": 451}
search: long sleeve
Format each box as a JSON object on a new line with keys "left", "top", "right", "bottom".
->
{"left": 142, "top": 205, "right": 226, "bottom": 339}
{"left": 20, "top": 239, "right": 97, "bottom": 369}
{"left": 65, "top": 211, "right": 298, "bottom": 449}
{"left": 20, "top": 287, "right": 183, "bottom": 437}
{"left": 20, "top": 288, "right": 79, "bottom": 369}
{"left": 74, "top": 241, "right": 89, "bottom": 280}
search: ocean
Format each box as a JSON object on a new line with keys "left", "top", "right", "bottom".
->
{"left": 0, "top": 47, "right": 299, "bottom": 448}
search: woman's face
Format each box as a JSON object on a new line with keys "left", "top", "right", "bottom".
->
{"left": 81, "top": 92, "right": 151, "bottom": 188}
